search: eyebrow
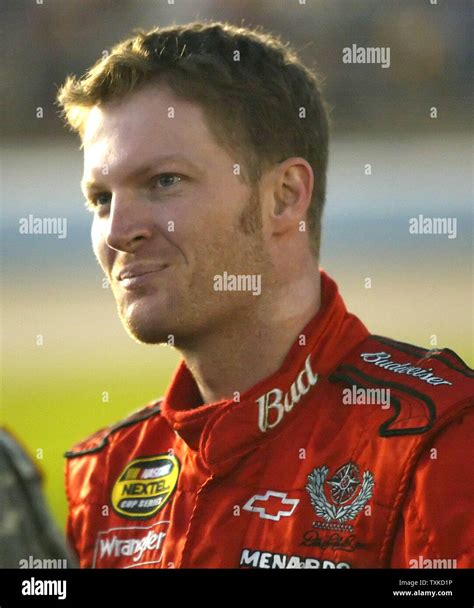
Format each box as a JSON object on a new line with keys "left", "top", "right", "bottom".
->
{"left": 81, "top": 154, "right": 204, "bottom": 194}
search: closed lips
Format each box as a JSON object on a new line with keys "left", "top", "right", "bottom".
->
{"left": 117, "top": 265, "right": 168, "bottom": 281}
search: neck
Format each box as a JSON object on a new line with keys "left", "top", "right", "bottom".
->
{"left": 179, "top": 264, "right": 321, "bottom": 405}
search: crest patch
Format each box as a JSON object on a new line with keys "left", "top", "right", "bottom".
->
{"left": 306, "top": 461, "right": 374, "bottom": 533}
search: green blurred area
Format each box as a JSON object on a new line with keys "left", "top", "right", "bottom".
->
{"left": 4, "top": 357, "right": 179, "bottom": 529}
{"left": 3, "top": 278, "right": 181, "bottom": 530}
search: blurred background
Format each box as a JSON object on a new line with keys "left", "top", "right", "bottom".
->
{"left": 1, "top": 0, "right": 472, "bottom": 530}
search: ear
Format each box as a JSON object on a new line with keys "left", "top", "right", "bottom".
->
{"left": 269, "top": 157, "right": 314, "bottom": 238}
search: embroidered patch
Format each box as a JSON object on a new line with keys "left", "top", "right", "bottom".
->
{"left": 243, "top": 491, "right": 299, "bottom": 521}
{"left": 111, "top": 454, "right": 180, "bottom": 520}
{"left": 305, "top": 462, "right": 374, "bottom": 533}
{"left": 93, "top": 521, "right": 169, "bottom": 568}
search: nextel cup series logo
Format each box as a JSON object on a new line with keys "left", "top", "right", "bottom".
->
{"left": 111, "top": 454, "right": 180, "bottom": 520}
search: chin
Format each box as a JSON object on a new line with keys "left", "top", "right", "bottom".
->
{"left": 124, "top": 317, "right": 171, "bottom": 345}
{"left": 119, "top": 300, "right": 173, "bottom": 345}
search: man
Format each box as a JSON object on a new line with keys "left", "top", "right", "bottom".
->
{"left": 57, "top": 21, "right": 473, "bottom": 569}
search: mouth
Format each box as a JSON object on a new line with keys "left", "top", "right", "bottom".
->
{"left": 117, "top": 265, "right": 169, "bottom": 289}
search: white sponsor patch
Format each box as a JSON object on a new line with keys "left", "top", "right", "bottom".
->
{"left": 93, "top": 521, "right": 168, "bottom": 568}
{"left": 243, "top": 491, "right": 299, "bottom": 521}
{"left": 240, "top": 548, "right": 350, "bottom": 569}
{"left": 360, "top": 352, "right": 452, "bottom": 386}
{"left": 256, "top": 354, "right": 318, "bottom": 432}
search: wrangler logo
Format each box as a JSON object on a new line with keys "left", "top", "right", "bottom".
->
{"left": 93, "top": 521, "right": 169, "bottom": 568}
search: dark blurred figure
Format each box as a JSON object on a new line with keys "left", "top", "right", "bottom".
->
{"left": 0, "top": 428, "right": 76, "bottom": 568}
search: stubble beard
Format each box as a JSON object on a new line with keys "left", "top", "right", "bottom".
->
{"left": 116, "top": 186, "right": 267, "bottom": 347}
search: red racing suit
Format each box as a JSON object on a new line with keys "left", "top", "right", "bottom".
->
{"left": 65, "top": 271, "right": 474, "bottom": 568}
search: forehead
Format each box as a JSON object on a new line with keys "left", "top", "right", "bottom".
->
{"left": 82, "top": 84, "right": 221, "bottom": 172}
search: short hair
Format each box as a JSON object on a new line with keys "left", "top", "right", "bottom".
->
{"left": 57, "top": 21, "right": 330, "bottom": 256}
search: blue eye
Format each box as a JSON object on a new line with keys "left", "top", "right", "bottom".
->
{"left": 84, "top": 173, "right": 182, "bottom": 211}
{"left": 85, "top": 192, "right": 111, "bottom": 211}
{"left": 95, "top": 192, "right": 112, "bottom": 205}
{"left": 156, "top": 174, "right": 182, "bottom": 188}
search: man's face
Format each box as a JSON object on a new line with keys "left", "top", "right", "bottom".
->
{"left": 82, "top": 84, "right": 271, "bottom": 345}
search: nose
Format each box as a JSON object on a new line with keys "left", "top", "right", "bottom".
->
{"left": 105, "top": 195, "right": 153, "bottom": 253}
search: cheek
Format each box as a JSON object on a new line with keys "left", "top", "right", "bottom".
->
{"left": 91, "top": 219, "right": 111, "bottom": 272}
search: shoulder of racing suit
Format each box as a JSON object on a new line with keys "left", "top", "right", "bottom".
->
{"left": 64, "top": 335, "right": 473, "bottom": 458}
{"left": 329, "top": 334, "right": 474, "bottom": 437}
{"left": 64, "top": 400, "right": 163, "bottom": 459}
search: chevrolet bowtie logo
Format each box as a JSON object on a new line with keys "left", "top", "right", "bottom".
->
{"left": 243, "top": 491, "right": 300, "bottom": 521}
